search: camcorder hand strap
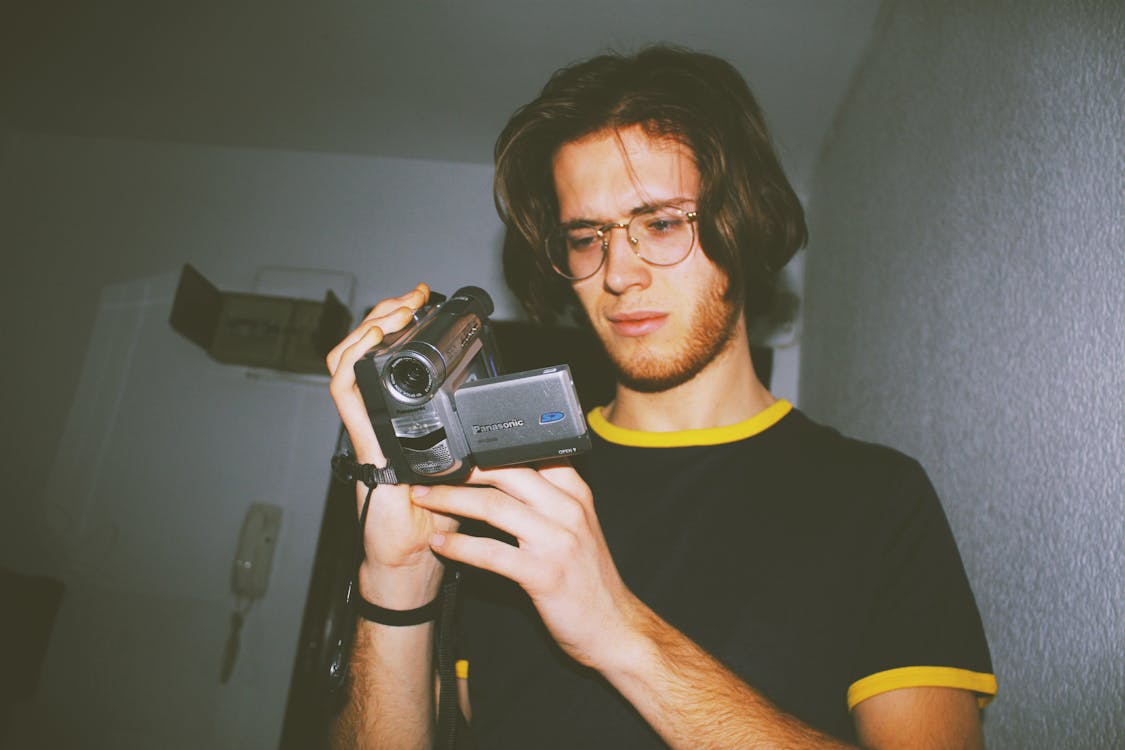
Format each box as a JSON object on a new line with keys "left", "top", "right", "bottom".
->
{"left": 331, "top": 451, "right": 399, "bottom": 489}
{"left": 331, "top": 451, "right": 466, "bottom": 750}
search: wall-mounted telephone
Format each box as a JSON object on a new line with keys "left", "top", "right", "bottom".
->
{"left": 232, "top": 502, "right": 283, "bottom": 599}
{"left": 222, "top": 503, "right": 283, "bottom": 684}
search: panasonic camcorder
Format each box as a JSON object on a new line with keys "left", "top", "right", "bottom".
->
{"left": 353, "top": 286, "right": 591, "bottom": 485}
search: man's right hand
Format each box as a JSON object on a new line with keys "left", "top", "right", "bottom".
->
{"left": 326, "top": 282, "right": 458, "bottom": 605}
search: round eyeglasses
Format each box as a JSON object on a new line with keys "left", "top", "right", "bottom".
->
{"left": 544, "top": 204, "right": 699, "bottom": 280}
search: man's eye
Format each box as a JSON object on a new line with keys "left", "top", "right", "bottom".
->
{"left": 644, "top": 216, "right": 683, "bottom": 234}
{"left": 567, "top": 232, "right": 599, "bottom": 251}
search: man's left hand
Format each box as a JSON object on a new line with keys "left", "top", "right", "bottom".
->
{"left": 409, "top": 463, "right": 644, "bottom": 671}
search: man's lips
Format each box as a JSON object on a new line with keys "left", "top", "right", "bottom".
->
{"left": 606, "top": 311, "right": 669, "bottom": 337}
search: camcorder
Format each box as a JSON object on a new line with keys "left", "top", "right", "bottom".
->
{"left": 353, "top": 286, "right": 591, "bottom": 485}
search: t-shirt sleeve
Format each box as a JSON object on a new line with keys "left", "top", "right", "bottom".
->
{"left": 847, "top": 457, "right": 997, "bottom": 710}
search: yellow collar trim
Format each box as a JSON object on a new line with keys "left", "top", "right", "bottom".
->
{"left": 587, "top": 399, "right": 793, "bottom": 448}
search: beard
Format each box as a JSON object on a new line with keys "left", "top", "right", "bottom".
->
{"left": 602, "top": 283, "right": 742, "bottom": 394}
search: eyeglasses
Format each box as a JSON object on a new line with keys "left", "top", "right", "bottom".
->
{"left": 544, "top": 204, "right": 699, "bottom": 280}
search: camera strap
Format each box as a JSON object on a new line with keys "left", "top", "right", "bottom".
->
{"left": 331, "top": 451, "right": 399, "bottom": 487}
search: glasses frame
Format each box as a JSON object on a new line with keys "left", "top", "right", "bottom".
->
{"left": 545, "top": 205, "right": 699, "bottom": 281}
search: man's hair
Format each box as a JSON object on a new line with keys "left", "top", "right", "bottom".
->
{"left": 494, "top": 45, "right": 807, "bottom": 325}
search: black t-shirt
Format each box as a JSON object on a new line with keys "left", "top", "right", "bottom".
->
{"left": 457, "top": 401, "right": 995, "bottom": 748}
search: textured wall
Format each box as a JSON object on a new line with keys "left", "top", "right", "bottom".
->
{"left": 800, "top": 2, "right": 1123, "bottom": 748}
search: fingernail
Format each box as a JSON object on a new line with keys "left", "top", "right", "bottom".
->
{"left": 430, "top": 533, "right": 445, "bottom": 548}
{"left": 410, "top": 485, "right": 430, "bottom": 499}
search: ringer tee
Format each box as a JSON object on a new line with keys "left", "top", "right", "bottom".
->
{"left": 457, "top": 401, "right": 995, "bottom": 747}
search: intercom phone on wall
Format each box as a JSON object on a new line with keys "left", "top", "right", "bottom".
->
{"left": 232, "top": 502, "right": 283, "bottom": 599}
{"left": 221, "top": 502, "right": 283, "bottom": 683}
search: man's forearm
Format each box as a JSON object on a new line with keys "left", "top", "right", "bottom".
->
{"left": 329, "top": 562, "right": 445, "bottom": 750}
{"left": 602, "top": 601, "right": 854, "bottom": 750}
{"left": 329, "top": 617, "right": 436, "bottom": 750}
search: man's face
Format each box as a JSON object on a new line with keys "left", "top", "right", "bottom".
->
{"left": 552, "top": 125, "right": 742, "bottom": 393}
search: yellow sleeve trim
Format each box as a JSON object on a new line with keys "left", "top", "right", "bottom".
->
{"left": 587, "top": 399, "right": 792, "bottom": 447}
{"left": 455, "top": 659, "right": 469, "bottom": 680}
{"left": 848, "top": 666, "right": 997, "bottom": 710}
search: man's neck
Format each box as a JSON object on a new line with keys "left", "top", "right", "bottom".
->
{"left": 601, "top": 326, "right": 776, "bottom": 433}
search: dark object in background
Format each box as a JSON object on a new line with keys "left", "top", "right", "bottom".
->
{"left": 0, "top": 569, "right": 64, "bottom": 738}
{"left": 169, "top": 264, "right": 352, "bottom": 374}
{"left": 489, "top": 321, "right": 616, "bottom": 408}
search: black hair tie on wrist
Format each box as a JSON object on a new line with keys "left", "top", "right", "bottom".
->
{"left": 354, "top": 592, "right": 441, "bottom": 626}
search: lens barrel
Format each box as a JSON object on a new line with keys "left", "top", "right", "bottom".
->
{"left": 389, "top": 355, "right": 434, "bottom": 398}
{"left": 380, "top": 286, "right": 493, "bottom": 404}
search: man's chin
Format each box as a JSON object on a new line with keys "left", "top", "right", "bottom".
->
{"left": 604, "top": 313, "right": 741, "bottom": 394}
{"left": 609, "top": 354, "right": 710, "bottom": 394}
{"left": 594, "top": 287, "right": 742, "bottom": 396}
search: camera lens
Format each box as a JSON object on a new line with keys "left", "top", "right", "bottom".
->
{"left": 390, "top": 357, "right": 433, "bottom": 399}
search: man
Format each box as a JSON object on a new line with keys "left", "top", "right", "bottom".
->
{"left": 327, "top": 47, "right": 995, "bottom": 749}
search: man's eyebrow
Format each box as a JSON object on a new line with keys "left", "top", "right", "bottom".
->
{"left": 629, "top": 198, "right": 692, "bottom": 216}
{"left": 559, "top": 198, "right": 694, "bottom": 226}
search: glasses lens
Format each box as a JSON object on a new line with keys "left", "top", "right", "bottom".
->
{"left": 546, "top": 224, "right": 603, "bottom": 279}
{"left": 545, "top": 205, "right": 696, "bottom": 280}
{"left": 629, "top": 206, "right": 695, "bottom": 266}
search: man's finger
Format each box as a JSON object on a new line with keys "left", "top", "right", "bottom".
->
{"left": 327, "top": 283, "right": 429, "bottom": 373}
{"left": 535, "top": 462, "right": 591, "bottom": 501}
{"left": 328, "top": 323, "right": 384, "bottom": 378}
{"left": 429, "top": 530, "right": 529, "bottom": 586}
{"left": 467, "top": 466, "right": 593, "bottom": 524}
{"left": 327, "top": 306, "right": 409, "bottom": 375}
{"left": 366, "top": 283, "right": 429, "bottom": 320}
{"left": 411, "top": 484, "right": 561, "bottom": 544}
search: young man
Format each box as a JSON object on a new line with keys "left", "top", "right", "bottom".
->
{"left": 327, "top": 47, "right": 995, "bottom": 749}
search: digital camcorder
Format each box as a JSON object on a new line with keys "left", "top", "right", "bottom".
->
{"left": 353, "top": 286, "right": 591, "bottom": 485}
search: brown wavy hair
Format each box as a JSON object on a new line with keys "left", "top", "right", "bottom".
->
{"left": 495, "top": 45, "right": 807, "bottom": 324}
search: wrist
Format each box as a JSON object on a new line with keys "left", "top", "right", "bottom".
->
{"left": 594, "top": 596, "right": 665, "bottom": 680}
{"left": 357, "top": 557, "right": 445, "bottom": 609}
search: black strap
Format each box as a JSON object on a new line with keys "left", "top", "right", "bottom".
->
{"left": 331, "top": 451, "right": 398, "bottom": 487}
{"left": 434, "top": 571, "right": 462, "bottom": 748}
{"left": 354, "top": 591, "right": 441, "bottom": 626}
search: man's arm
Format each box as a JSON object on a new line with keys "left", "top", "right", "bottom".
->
{"left": 413, "top": 464, "right": 985, "bottom": 749}
{"left": 853, "top": 686, "right": 984, "bottom": 750}
{"left": 600, "top": 599, "right": 983, "bottom": 749}
{"left": 598, "top": 595, "right": 852, "bottom": 748}
{"left": 325, "top": 284, "right": 456, "bottom": 749}
{"left": 328, "top": 565, "right": 442, "bottom": 750}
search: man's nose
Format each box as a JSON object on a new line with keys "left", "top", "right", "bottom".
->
{"left": 601, "top": 225, "right": 650, "bottom": 293}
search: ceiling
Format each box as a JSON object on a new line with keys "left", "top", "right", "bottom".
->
{"left": 2, "top": 0, "right": 884, "bottom": 194}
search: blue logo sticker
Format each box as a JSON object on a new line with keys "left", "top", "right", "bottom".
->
{"left": 539, "top": 411, "right": 565, "bottom": 425}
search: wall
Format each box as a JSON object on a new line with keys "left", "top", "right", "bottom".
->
{"left": 0, "top": 133, "right": 507, "bottom": 748}
{"left": 800, "top": 2, "right": 1123, "bottom": 748}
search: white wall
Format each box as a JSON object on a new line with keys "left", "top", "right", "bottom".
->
{"left": 0, "top": 133, "right": 506, "bottom": 748}
{"left": 800, "top": 2, "right": 1123, "bottom": 748}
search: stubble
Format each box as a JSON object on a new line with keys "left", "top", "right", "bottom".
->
{"left": 605, "top": 282, "right": 742, "bottom": 393}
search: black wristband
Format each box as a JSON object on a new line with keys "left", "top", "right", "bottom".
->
{"left": 355, "top": 593, "right": 441, "bottom": 626}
